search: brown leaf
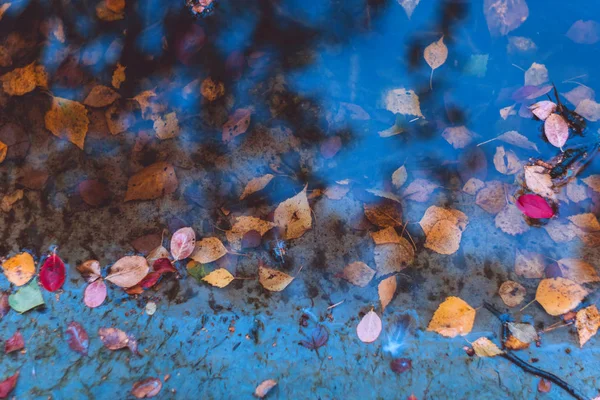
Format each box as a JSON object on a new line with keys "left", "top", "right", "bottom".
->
{"left": 568, "top": 213, "right": 600, "bottom": 232}
{"left": 79, "top": 180, "right": 110, "bottom": 207}
{"left": 515, "top": 250, "right": 544, "bottom": 278}
{"left": 576, "top": 305, "right": 600, "bottom": 347}
{"left": 419, "top": 206, "right": 468, "bottom": 236}
{"left": 0, "top": 141, "right": 6, "bottom": 164}
{"left": 370, "top": 227, "right": 402, "bottom": 245}
{"left": 96, "top": 1, "right": 124, "bottom": 21}
{"left": 105, "top": 102, "right": 135, "bottom": 135}
{"left": 77, "top": 260, "right": 102, "bottom": 283}
{"left": 200, "top": 77, "right": 224, "bottom": 101}
{"left": 475, "top": 181, "right": 507, "bottom": 214}
{"left": 111, "top": 63, "right": 126, "bottom": 88}
{"left": 222, "top": 108, "right": 252, "bottom": 142}
{"left": 130, "top": 234, "right": 162, "bottom": 255}
{"left": 535, "top": 278, "right": 588, "bottom": 316}
{"left": 106, "top": 256, "right": 149, "bottom": 288}
{"left": 425, "top": 220, "right": 462, "bottom": 255}
{"left": 498, "top": 281, "right": 526, "bottom": 307}
{"left": 504, "top": 335, "right": 530, "bottom": 350}
{"left": 403, "top": 178, "right": 439, "bottom": 202}
{"left": 202, "top": 268, "right": 234, "bottom": 288}
{"left": 258, "top": 265, "right": 294, "bottom": 292}
{"left": 191, "top": 237, "right": 227, "bottom": 264}
{"left": 484, "top": 0, "right": 529, "bottom": 37}
{"left": 4, "top": 331, "right": 24, "bottom": 354}
{"left": 556, "top": 258, "right": 600, "bottom": 284}
{"left": 538, "top": 379, "right": 552, "bottom": 393}
{"left": 44, "top": 97, "right": 89, "bottom": 150}
{"left": 124, "top": 162, "right": 178, "bottom": 202}
{"left": 17, "top": 167, "right": 49, "bottom": 190}
{"left": 339, "top": 262, "right": 375, "bottom": 287}
{"left": 363, "top": 200, "right": 403, "bottom": 227}
{"left": 240, "top": 174, "right": 274, "bottom": 200}
{"left": 583, "top": 175, "right": 600, "bottom": 193}
{"left": 442, "top": 126, "right": 474, "bottom": 149}
{"left": 1, "top": 189, "right": 23, "bottom": 212}
{"left": 132, "top": 378, "right": 162, "bottom": 398}
{"left": 98, "top": 327, "right": 138, "bottom": 355}
{"left": 374, "top": 240, "right": 414, "bottom": 277}
{"left": 379, "top": 275, "right": 397, "bottom": 312}
{"left": 83, "top": 85, "right": 120, "bottom": 108}
{"left": 427, "top": 296, "right": 475, "bottom": 338}
{"left": 273, "top": 186, "right": 312, "bottom": 240}
{"left": 254, "top": 379, "right": 277, "bottom": 399}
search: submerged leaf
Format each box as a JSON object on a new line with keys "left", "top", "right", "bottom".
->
{"left": 516, "top": 194, "right": 554, "bottom": 219}
{"left": 124, "top": 162, "right": 178, "bottom": 202}
{"left": 339, "top": 262, "right": 375, "bottom": 287}
{"left": 258, "top": 265, "right": 294, "bottom": 292}
{"left": 66, "top": 322, "right": 89, "bottom": 356}
{"left": 498, "top": 281, "right": 526, "bottom": 307}
{"left": 240, "top": 174, "right": 274, "bottom": 200}
{"left": 4, "top": 331, "right": 24, "bottom": 354}
{"left": 44, "top": 97, "right": 89, "bottom": 150}
{"left": 98, "top": 327, "right": 138, "bottom": 355}
{"left": 222, "top": 108, "right": 252, "bottom": 142}
{"left": 0, "top": 371, "right": 19, "bottom": 399}
{"left": 273, "top": 186, "right": 312, "bottom": 240}
{"left": 484, "top": 0, "right": 529, "bottom": 37}
{"left": 300, "top": 325, "right": 329, "bottom": 350}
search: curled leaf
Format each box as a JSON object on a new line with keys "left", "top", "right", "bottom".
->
{"left": 77, "top": 260, "right": 102, "bottom": 283}
{"left": 98, "top": 327, "right": 139, "bottom": 355}
{"left": 254, "top": 379, "right": 277, "bottom": 399}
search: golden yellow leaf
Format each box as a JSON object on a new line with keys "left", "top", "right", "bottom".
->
{"left": 200, "top": 77, "right": 224, "bottom": 101}
{"left": 0, "top": 62, "right": 48, "bottom": 96}
{"left": 505, "top": 335, "right": 529, "bottom": 350}
{"left": 0, "top": 140, "right": 6, "bottom": 164}
{"left": 202, "top": 268, "right": 234, "bottom": 288}
{"left": 225, "top": 216, "right": 275, "bottom": 251}
{"left": 44, "top": 97, "right": 89, "bottom": 150}
{"left": 374, "top": 240, "right": 414, "bottom": 276}
{"left": 2, "top": 252, "right": 35, "bottom": 286}
{"left": 379, "top": 275, "right": 397, "bottom": 312}
{"left": 535, "top": 278, "right": 588, "bottom": 316}
{"left": 258, "top": 265, "right": 294, "bottom": 292}
{"left": 556, "top": 258, "right": 600, "bottom": 284}
{"left": 274, "top": 185, "right": 312, "bottom": 240}
{"left": 339, "top": 261, "right": 375, "bottom": 287}
{"left": 112, "top": 63, "right": 126, "bottom": 88}
{"left": 498, "top": 280, "right": 526, "bottom": 307}
{"left": 424, "top": 36, "right": 448, "bottom": 89}
{"left": 240, "top": 174, "right": 274, "bottom": 200}
{"left": 576, "top": 305, "right": 600, "bottom": 347}
{"left": 424, "top": 220, "right": 462, "bottom": 255}
{"left": 427, "top": 296, "right": 475, "bottom": 338}
{"left": 191, "top": 237, "right": 228, "bottom": 264}
{"left": 124, "top": 161, "right": 178, "bottom": 202}
{"left": 471, "top": 337, "right": 504, "bottom": 357}
{"left": 384, "top": 88, "right": 423, "bottom": 117}
{"left": 153, "top": 112, "right": 180, "bottom": 140}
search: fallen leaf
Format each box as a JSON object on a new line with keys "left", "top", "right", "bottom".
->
{"left": 240, "top": 174, "right": 274, "bottom": 200}
{"left": 112, "top": 63, "right": 126, "bottom": 88}
{"left": 528, "top": 100, "right": 557, "bottom": 121}
{"left": 427, "top": 296, "right": 475, "bottom": 338}
{"left": 475, "top": 181, "right": 507, "bottom": 214}
{"left": 254, "top": 379, "right": 277, "bottom": 399}
{"left": 379, "top": 276, "right": 397, "bottom": 312}
{"left": 0, "top": 62, "right": 47, "bottom": 96}
{"left": 484, "top": 0, "right": 529, "bottom": 36}
{"left": 374, "top": 240, "right": 414, "bottom": 276}
{"left": 384, "top": 88, "right": 423, "bottom": 117}
{"left": 495, "top": 130, "right": 539, "bottom": 152}
{"left": 370, "top": 227, "right": 402, "bottom": 245}
{"left": 170, "top": 227, "right": 196, "bottom": 261}
{"left": 106, "top": 256, "right": 149, "bottom": 288}
{"left": 544, "top": 113, "right": 569, "bottom": 148}
{"left": 507, "top": 322, "right": 538, "bottom": 343}
{"left": 105, "top": 102, "right": 135, "bottom": 135}
{"left": 505, "top": 335, "right": 530, "bottom": 350}
{"left": 84, "top": 279, "right": 107, "bottom": 308}
{"left": 324, "top": 184, "right": 349, "bottom": 200}
{"left": 566, "top": 20, "right": 600, "bottom": 44}
{"left": 77, "top": 260, "right": 102, "bottom": 283}
{"left": 200, "top": 77, "right": 224, "bottom": 101}
{"left": 424, "top": 36, "right": 448, "bottom": 89}
{"left": 392, "top": 166, "right": 408, "bottom": 188}
{"left": 563, "top": 85, "right": 595, "bottom": 107}
{"left": 575, "top": 99, "right": 600, "bottom": 122}
{"left": 146, "top": 246, "right": 170, "bottom": 266}
{"left": 202, "top": 268, "right": 234, "bottom": 288}
{"left": 44, "top": 97, "right": 89, "bottom": 150}
{"left": 153, "top": 112, "right": 180, "bottom": 140}
{"left": 300, "top": 325, "right": 328, "bottom": 350}
{"left": 538, "top": 378, "right": 552, "bottom": 393}
{"left": 226, "top": 216, "right": 275, "bottom": 251}
{"left": 523, "top": 165, "right": 554, "bottom": 199}
{"left": 320, "top": 136, "right": 342, "bottom": 159}
{"left": 419, "top": 206, "right": 469, "bottom": 236}
{"left": 498, "top": 281, "right": 526, "bottom": 307}
{"left": 462, "top": 178, "right": 485, "bottom": 195}
{"left": 66, "top": 321, "right": 89, "bottom": 356}
{"left": 390, "top": 358, "right": 412, "bottom": 374}
{"left": 442, "top": 126, "right": 474, "bottom": 149}
{"left": 471, "top": 337, "right": 503, "bottom": 357}
{"left": 273, "top": 186, "right": 312, "bottom": 240}
{"left": 133, "top": 90, "right": 165, "bottom": 120}
{"left": 124, "top": 162, "right": 178, "bottom": 202}
{"left": 357, "top": 310, "right": 382, "bottom": 343}
{"left": 403, "top": 178, "right": 439, "bottom": 202}
{"left": 98, "top": 327, "right": 138, "bottom": 355}
{"left": 566, "top": 179, "right": 588, "bottom": 203}
{"left": 39, "top": 253, "right": 66, "bottom": 292}
{"left": 398, "top": 0, "right": 419, "bottom": 18}
{"left": 0, "top": 293, "right": 8, "bottom": 320}
{"left": 190, "top": 237, "right": 227, "bottom": 264}
{"left": 339, "top": 262, "right": 375, "bottom": 287}
{"left": 576, "top": 305, "right": 600, "bottom": 347}
{"left": 8, "top": 279, "right": 45, "bottom": 313}
{"left": 524, "top": 63, "right": 548, "bottom": 86}
{"left": 0, "top": 371, "right": 18, "bottom": 399}
{"left": 363, "top": 200, "right": 403, "bottom": 227}
{"left": 83, "top": 85, "right": 120, "bottom": 108}
{"left": 556, "top": 258, "right": 600, "bottom": 284}
{"left": 0, "top": 3, "right": 11, "bottom": 21}
{"left": 222, "top": 108, "right": 252, "bottom": 142}
{"left": 2, "top": 252, "right": 35, "bottom": 286}
{"left": 258, "top": 265, "right": 294, "bottom": 292}
{"left": 568, "top": 213, "right": 600, "bottom": 232}
{"left": 495, "top": 204, "right": 530, "bottom": 235}
{"left": 79, "top": 180, "right": 110, "bottom": 207}
{"left": 132, "top": 378, "right": 162, "bottom": 399}
{"left": 425, "top": 220, "right": 462, "bottom": 255}
{"left": 96, "top": 1, "right": 124, "bottom": 21}
{"left": 0, "top": 141, "right": 6, "bottom": 164}
{"left": 543, "top": 219, "right": 579, "bottom": 243}
{"left": 535, "top": 278, "right": 588, "bottom": 316}
{"left": 583, "top": 175, "right": 600, "bottom": 193}
{"left": 4, "top": 331, "right": 24, "bottom": 354}
{"left": 515, "top": 250, "right": 544, "bottom": 278}
{"left": 136, "top": 272, "right": 162, "bottom": 290}
{"left": 516, "top": 194, "right": 554, "bottom": 219}
{"left": 500, "top": 104, "right": 517, "bottom": 119}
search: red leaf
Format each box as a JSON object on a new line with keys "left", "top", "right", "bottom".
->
{"left": 138, "top": 272, "right": 162, "bottom": 289}
{"left": 132, "top": 377, "right": 162, "bottom": 398}
{"left": 152, "top": 258, "right": 176, "bottom": 274}
{"left": 4, "top": 331, "right": 24, "bottom": 354}
{"left": 39, "top": 253, "right": 66, "bottom": 292}
{"left": 84, "top": 279, "right": 107, "bottom": 308}
{"left": 300, "top": 325, "right": 329, "bottom": 350}
{"left": 516, "top": 194, "right": 554, "bottom": 219}
{"left": 0, "top": 371, "right": 19, "bottom": 398}
{"left": 66, "top": 322, "right": 89, "bottom": 356}
{"left": 390, "top": 358, "right": 412, "bottom": 374}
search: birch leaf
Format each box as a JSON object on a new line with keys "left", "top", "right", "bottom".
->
{"left": 190, "top": 237, "right": 227, "bottom": 264}
{"left": 202, "top": 268, "right": 234, "bottom": 288}
{"left": 498, "top": 281, "right": 526, "bottom": 307}
{"left": 427, "top": 296, "right": 475, "bottom": 338}
{"left": 493, "top": 146, "right": 520, "bottom": 175}
{"left": 170, "top": 227, "right": 196, "bottom": 261}
{"left": 398, "top": 0, "right": 420, "bottom": 18}
{"left": 484, "top": 0, "right": 529, "bottom": 37}
{"left": 226, "top": 216, "right": 275, "bottom": 251}
{"left": 576, "top": 305, "right": 600, "bottom": 347}
{"left": 529, "top": 100, "right": 556, "bottom": 120}
{"left": 392, "top": 165, "right": 408, "bottom": 188}
{"left": 442, "top": 126, "right": 474, "bottom": 149}
{"left": 2, "top": 252, "right": 35, "bottom": 286}
{"left": 357, "top": 310, "right": 382, "bottom": 343}
{"left": 424, "top": 36, "right": 448, "bottom": 89}
{"left": 524, "top": 63, "right": 548, "bottom": 86}
{"left": 258, "top": 265, "right": 294, "bottom": 292}
{"left": 339, "top": 262, "right": 375, "bottom": 287}
{"left": 515, "top": 250, "right": 545, "bottom": 278}
{"left": 472, "top": 337, "right": 503, "bottom": 357}
{"left": 535, "top": 278, "right": 588, "bottom": 316}
{"left": 524, "top": 165, "right": 554, "bottom": 198}
{"left": 379, "top": 276, "right": 397, "bottom": 312}
{"left": 274, "top": 186, "right": 312, "bottom": 240}
{"left": 575, "top": 99, "right": 600, "bottom": 122}
{"left": 496, "top": 130, "right": 539, "bottom": 152}
{"left": 556, "top": 258, "right": 600, "bottom": 284}
{"left": 83, "top": 85, "right": 120, "bottom": 108}
{"left": 124, "top": 162, "right": 178, "bottom": 202}
{"left": 384, "top": 88, "right": 423, "bottom": 117}
{"left": 222, "top": 108, "right": 252, "bottom": 142}
{"left": 374, "top": 240, "right": 414, "bottom": 276}
{"left": 240, "top": 174, "right": 274, "bottom": 200}
{"left": 44, "top": 97, "right": 89, "bottom": 150}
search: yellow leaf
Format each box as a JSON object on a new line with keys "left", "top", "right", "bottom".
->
{"left": 258, "top": 265, "right": 294, "bottom": 292}
{"left": 419, "top": 206, "right": 468, "bottom": 236}
{"left": 0, "top": 62, "right": 48, "bottom": 96}
{"left": 0, "top": 140, "right": 6, "bottom": 164}
{"left": 2, "top": 252, "right": 36, "bottom": 286}
{"left": 576, "top": 305, "right": 600, "bottom": 347}
{"left": 424, "top": 36, "right": 448, "bottom": 89}
{"left": 370, "top": 227, "right": 402, "bottom": 245}
{"left": 424, "top": 220, "right": 462, "bottom": 255}
{"left": 1, "top": 189, "right": 23, "bottom": 212}
{"left": 498, "top": 280, "right": 526, "bottom": 307}
{"left": 191, "top": 237, "right": 228, "bottom": 264}
{"left": 427, "top": 296, "right": 475, "bottom": 338}
{"left": 379, "top": 275, "right": 397, "bottom": 312}
{"left": 124, "top": 162, "right": 178, "bottom": 202}
{"left": 225, "top": 216, "right": 275, "bottom": 251}
{"left": 112, "top": 63, "right": 126, "bottom": 89}
{"left": 273, "top": 185, "right": 312, "bottom": 240}
{"left": 44, "top": 97, "right": 89, "bottom": 150}
{"left": 240, "top": 174, "right": 274, "bottom": 200}
{"left": 339, "top": 261, "right": 375, "bottom": 287}
{"left": 374, "top": 240, "right": 414, "bottom": 277}
{"left": 471, "top": 337, "right": 504, "bottom": 357}
{"left": 535, "top": 278, "right": 588, "bottom": 316}
{"left": 202, "top": 268, "right": 234, "bottom": 288}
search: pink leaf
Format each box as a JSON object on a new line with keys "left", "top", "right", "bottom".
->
{"left": 357, "top": 310, "right": 382, "bottom": 343}
{"left": 0, "top": 371, "right": 18, "bottom": 398}
{"left": 84, "top": 279, "right": 107, "bottom": 308}
{"left": 39, "top": 253, "right": 66, "bottom": 292}
{"left": 544, "top": 113, "right": 569, "bottom": 148}
{"left": 170, "top": 227, "right": 196, "bottom": 261}
{"left": 66, "top": 322, "right": 89, "bottom": 356}
{"left": 516, "top": 194, "right": 554, "bottom": 219}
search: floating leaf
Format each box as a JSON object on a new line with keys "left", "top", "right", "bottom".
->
{"left": 300, "top": 325, "right": 329, "bottom": 350}
{"left": 563, "top": 86, "right": 595, "bottom": 107}
{"left": 191, "top": 237, "right": 227, "bottom": 264}
{"left": 535, "top": 278, "right": 588, "bottom": 316}
{"left": 226, "top": 216, "right": 275, "bottom": 251}
{"left": 419, "top": 206, "right": 469, "bottom": 236}
{"left": 8, "top": 279, "right": 45, "bottom": 313}
{"left": 98, "top": 327, "right": 138, "bottom": 355}
{"left": 493, "top": 146, "right": 520, "bottom": 175}
{"left": 475, "top": 181, "right": 506, "bottom": 214}
{"left": 4, "top": 331, "right": 24, "bottom": 354}
{"left": 83, "top": 85, "right": 120, "bottom": 108}
{"left": 442, "top": 126, "right": 474, "bottom": 149}
{"left": 223, "top": 108, "right": 252, "bottom": 142}
{"left": 66, "top": 321, "right": 89, "bottom": 356}
{"left": 462, "top": 178, "right": 485, "bottom": 195}
{"left": 124, "top": 162, "right": 178, "bottom": 202}
{"left": 240, "top": 174, "right": 274, "bottom": 200}
{"left": 339, "top": 262, "right": 375, "bottom": 287}
{"left": 495, "top": 204, "right": 530, "bottom": 235}
{"left": 424, "top": 36, "right": 448, "bottom": 89}
{"left": 484, "top": 0, "right": 529, "bottom": 36}
{"left": 84, "top": 279, "right": 107, "bottom": 308}
{"left": 254, "top": 379, "right": 277, "bottom": 399}
{"left": 170, "top": 227, "right": 196, "bottom": 261}
{"left": 507, "top": 322, "right": 538, "bottom": 344}
{"left": 556, "top": 258, "right": 600, "bottom": 284}
{"left": 106, "top": 256, "right": 149, "bottom": 288}
{"left": 523, "top": 166, "right": 554, "bottom": 199}
{"left": 202, "top": 268, "right": 234, "bottom": 288}
{"left": 398, "top": 0, "right": 419, "bottom": 18}
{"left": 384, "top": 88, "right": 423, "bottom": 117}
{"left": 44, "top": 97, "right": 89, "bottom": 150}
{"left": 258, "top": 265, "right": 294, "bottom": 292}
{"left": 544, "top": 113, "right": 569, "bottom": 148}
{"left": 471, "top": 337, "right": 503, "bottom": 357}
{"left": 515, "top": 250, "right": 544, "bottom": 278}
{"left": 2, "top": 252, "right": 35, "bottom": 286}
{"left": 0, "top": 371, "right": 18, "bottom": 399}
{"left": 374, "top": 240, "right": 414, "bottom": 276}
{"left": 39, "top": 253, "right": 66, "bottom": 292}
{"left": 379, "top": 276, "right": 397, "bottom": 312}
{"left": 576, "top": 305, "right": 600, "bottom": 347}
{"left": 273, "top": 186, "right": 312, "bottom": 240}
{"left": 77, "top": 260, "right": 102, "bottom": 283}
{"left": 516, "top": 194, "right": 554, "bottom": 219}
{"left": 132, "top": 378, "right": 162, "bottom": 399}
{"left": 566, "top": 20, "right": 600, "bottom": 44}
{"left": 425, "top": 220, "right": 462, "bottom": 255}
{"left": 427, "top": 296, "right": 475, "bottom": 338}
{"left": 529, "top": 100, "right": 557, "bottom": 120}
{"left": 357, "top": 310, "right": 382, "bottom": 343}
{"left": 498, "top": 281, "right": 526, "bottom": 307}
{"left": 392, "top": 166, "right": 408, "bottom": 188}
{"left": 575, "top": 99, "right": 600, "bottom": 122}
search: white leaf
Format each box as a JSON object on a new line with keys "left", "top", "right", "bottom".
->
{"left": 357, "top": 310, "right": 382, "bottom": 343}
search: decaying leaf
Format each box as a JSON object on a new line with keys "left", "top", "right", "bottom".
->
{"left": 529, "top": 100, "right": 556, "bottom": 120}
{"left": 357, "top": 310, "right": 382, "bottom": 343}
{"left": 371, "top": 227, "right": 403, "bottom": 245}
{"left": 44, "top": 97, "right": 90, "bottom": 150}
{"left": 300, "top": 325, "right": 329, "bottom": 350}
{"left": 576, "top": 305, "right": 600, "bottom": 347}
{"left": 77, "top": 260, "right": 102, "bottom": 283}
{"left": 96, "top": 1, "right": 125, "bottom": 21}
{"left": 484, "top": 0, "right": 529, "bottom": 37}
{"left": 471, "top": 337, "right": 504, "bottom": 357}
{"left": 498, "top": 280, "right": 526, "bottom": 307}
{"left": 524, "top": 63, "right": 548, "bottom": 86}
{"left": 324, "top": 184, "right": 350, "bottom": 200}
{"left": 339, "top": 261, "right": 375, "bottom": 287}
{"left": 98, "top": 327, "right": 138, "bottom": 355}
{"left": 374, "top": 239, "right": 414, "bottom": 277}
{"left": 258, "top": 265, "right": 294, "bottom": 292}
{"left": 273, "top": 186, "right": 312, "bottom": 240}
{"left": 202, "top": 268, "right": 235, "bottom": 288}
{"left": 66, "top": 321, "right": 89, "bottom": 356}
{"left": 240, "top": 174, "right": 274, "bottom": 200}
{"left": 583, "top": 175, "right": 600, "bottom": 193}
{"left": 2, "top": 252, "right": 35, "bottom": 286}
{"left": 83, "top": 85, "right": 120, "bottom": 108}
{"left": 124, "top": 162, "right": 178, "bottom": 202}
{"left": 403, "top": 179, "right": 439, "bottom": 202}
{"left": 0, "top": 62, "right": 47, "bottom": 96}
{"left": 568, "top": 213, "right": 600, "bottom": 232}
{"left": 495, "top": 204, "right": 530, "bottom": 235}
{"left": 475, "top": 181, "right": 507, "bottom": 214}
{"left": 419, "top": 206, "right": 468, "bottom": 236}
{"left": 132, "top": 377, "right": 162, "bottom": 399}
{"left": 84, "top": 279, "right": 107, "bottom": 308}
{"left": 425, "top": 220, "right": 463, "bottom": 255}
{"left": 535, "top": 278, "right": 588, "bottom": 316}
{"left": 200, "top": 77, "right": 224, "bottom": 101}
{"left": 106, "top": 256, "right": 149, "bottom": 288}
{"left": 544, "top": 113, "right": 569, "bottom": 148}
{"left": 392, "top": 165, "right": 408, "bottom": 188}
{"left": 170, "top": 227, "right": 196, "bottom": 261}
{"left": 0, "top": 371, "right": 18, "bottom": 399}
{"left": 556, "top": 258, "right": 600, "bottom": 284}
{"left": 363, "top": 200, "right": 403, "bottom": 227}
{"left": 223, "top": 108, "right": 252, "bottom": 142}
{"left": 515, "top": 250, "right": 545, "bottom": 278}
{"left": 538, "top": 379, "right": 552, "bottom": 394}
{"left": 384, "top": 88, "right": 423, "bottom": 117}
{"left": 254, "top": 379, "right": 277, "bottom": 399}
{"left": 575, "top": 99, "right": 600, "bottom": 122}
{"left": 424, "top": 36, "right": 448, "bottom": 89}
{"left": 79, "top": 180, "right": 110, "bottom": 207}
{"left": 379, "top": 275, "right": 397, "bottom": 312}
{"left": 226, "top": 216, "right": 275, "bottom": 251}
{"left": 8, "top": 279, "right": 45, "bottom": 313}
{"left": 112, "top": 63, "right": 126, "bottom": 88}
{"left": 427, "top": 296, "right": 476, "bottom": 338}
{"left": 566, "top": 179, "right": 588, "bottom": 203}
{"left": 496, "top": 130, "right": 539, "bottom": 152}
{"left": 543, "top": 219, "right": 579, "bottom": 243}
{"left": 105, "top": 102, "right": 135, "bottom": 135}
{"left": 153, "top": 112, "right": 180, "bottom": 140}
{"left": 442, "top": 126, "right": 474, "bottom": 149}
{"left": 523, "top": 165, "right": 554, "bottom": 199}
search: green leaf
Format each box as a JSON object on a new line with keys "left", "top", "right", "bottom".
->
{"left": 187, "top": 262, "right": 207, "bottom": 282}
{"left": 9, "top": 278, "right": 45, "bottom": 313}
